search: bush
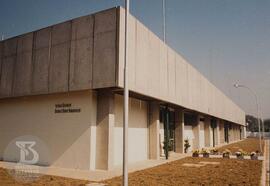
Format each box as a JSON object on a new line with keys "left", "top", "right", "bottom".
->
{"left": 184, "top": 139, "right": 191, "bottom": 153}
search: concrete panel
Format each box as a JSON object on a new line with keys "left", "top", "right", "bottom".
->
{"left": 127, "top": 15, "right": 136, "bottom": 90}
{"left": 181, "top": 58, "right": 189, "bottom": 107}
{"left": 17, "top": 33, "right": 33, "bottom": 53}
{"left": 51, "top": 22, "right": 71, "bottom": 45}
{"left": 71, "top": 15, "right": 93, "bottom": 39}
{"left": 13, "top": 34, "right": 33, "bottom": 96}
{"left": 93, "top": 8, "right": 117, "bottom": 89}
{"left": 200, "top": 76, "right": 208, "bottom": 114}
{"left": 175, "top": 109, "right": 184, "bottom": 153}
{"left": 167, "top": 48, "right": 176, "bottom": 101}
{"left": 219, "top": 120, "right": 225, "bottom": 144}
{"left": 49, "top": 43, "right": 70, "bottom": 93}
{"left": 204, "top": 117, "right": 213, "bottom": 147}
{"left": 32, "top": 48, "right": 49, "bottom": 94}
{"left": 35, "top": 28, "right": 51, "bottom": 49}
{"left": 187, "top": 64, "right": 196, "bottom": 109}
{"left": 69, "top": 16, "right": 94, "bottom": 91}
{"left": 148, "top": 33, "right": 160, "bottom": 98}
{"left": 13, "top": 52, "right": 32, "bottom": 96}
{"left": 149, "top": 102, "right": 160, "bottom": 159}
{"left": 194, "top": 70, "right": 201, "bottom": 111}
{"left": 135, "top": 21, "right": 149, "bottom": 93}
{"left": 69, "top": 16, "right": 94, "bottom": 90}
{"left": 159, "top": 42, "right": 168, "bottom": 99}
{"left": 117, "top": 8, "right": 125, "bottom": 88}
{"left": 0, "top": 57, "right": 15, "bottom": 97}
{"left": 215, "top": 120, "right": 220, "bottom": 146}
{"left": 199, "top": 121, "right": 205, "bottom": 148}
{"left": 93, "top": 31, "right": 116, "bottom": 88}
{"left": 94, "top": 8, "right": 117, "bottom": 34}
{"left": 175, "top": 55, "right": 183, "bottom": 106}
{"left": 3, "top": 38, "right": 17, "bottom": 57}
{"left": 69, "top": 38, "right": 93, "bottom": 91}
{"left": 192, "top": 117, "right": 200, "bottom": 149}
{"left": 96, "top": 90, "right": 114, "bottom": 170}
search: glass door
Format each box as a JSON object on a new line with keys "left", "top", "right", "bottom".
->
{"left": 160, "top": 106, "right": 175, "bottom": 159}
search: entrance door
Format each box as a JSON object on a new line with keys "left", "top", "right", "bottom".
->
{"left": 168, "top": 110, "right": 176, "bottom": 152}
{"left": 160, "top": 107, "right": 175, "bottom": 159}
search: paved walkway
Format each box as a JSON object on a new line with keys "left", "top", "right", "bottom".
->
{"left": 0, "top": 152, "right": 189, "bottom": 182}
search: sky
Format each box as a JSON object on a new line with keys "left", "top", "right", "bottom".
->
{"left": 0, "top": 0, "right": 269, "bottom": 119}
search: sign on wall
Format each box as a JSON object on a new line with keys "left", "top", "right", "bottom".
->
{"left": 54, "top": 103, "right": 81, "bottom": 113}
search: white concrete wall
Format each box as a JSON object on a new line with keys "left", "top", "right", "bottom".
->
{"left": 114, "top": 95, "right": 148, "bottom": 166}
{"left": 117, "top": 7, "right": 245, "bottom": 126}
{"left": 0, "top": 91, "right": 97, "bottom": 170}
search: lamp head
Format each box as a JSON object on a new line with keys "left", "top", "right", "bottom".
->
{"left": 233, "top": 83, "right": 239, "bottom": 88}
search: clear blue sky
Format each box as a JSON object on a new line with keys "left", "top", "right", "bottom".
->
{"left": 0, "top": 0, "right": 269, "bottom": 119}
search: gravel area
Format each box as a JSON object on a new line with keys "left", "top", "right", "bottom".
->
{"left": 0, "top": 138, "right": 263, "bottom": 186}
{"left": 217, "top": 137, "right": 265, "bottom": 155}
{"left": 104, "top": 157, "right": 262, "bottom": 186}
{"left": 0, "top": 167, "right": 90, "bottom": 186}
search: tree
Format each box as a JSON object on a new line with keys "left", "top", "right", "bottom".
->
{"left": 246, "top": 115, "right": 263, "bottom": 132}
{"left": 263, "top": 118, "right": 270, "bottom": 132}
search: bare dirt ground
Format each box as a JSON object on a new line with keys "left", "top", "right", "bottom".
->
{"left": 104, "top": 157, "right": 262, "bottom": 186}
{"left": 0, "top": 158, "right": 262, "bottom": 186}
{"left": 217, "top": 137, "right": 265, "bottom": 154}
{"left": 0, "top": 167, "right": 90, "bottom": 186}
{"left": 0, "top": 138, "right": 263, "bottom": 186}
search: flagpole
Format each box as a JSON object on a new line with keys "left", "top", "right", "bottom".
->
{"left": 162, "top": 0, "right": 166, "bottom": 43}
{"left": 123, "top": 0, "right": 129, "bottom": 185}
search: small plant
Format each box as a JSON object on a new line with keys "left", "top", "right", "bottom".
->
{"left": 250, "top": 151, "right": 258, "bottom": 160}
{"left": 210, "top": 148, "right": 219, "bottom": 155}
{"left": 235, "top": 149, "right": 245, "bottom": 159}
{"left": 201, "top": 148, "right": 210, "bottom": 158}
{"left": 192, "top": 149, "right": 200, "bottom": 157}
{"left": 255, "top": 150, "right": 261, "bottom": 156}
{"left": 184, "top": 139, "right": 191, "bottom": 153}
{"left": 222, "top": 149, "right": 231, "bottom": 159}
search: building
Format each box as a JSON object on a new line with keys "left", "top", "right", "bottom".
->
{"left": 0, "top": 7, "right": 245, "bottom": 171}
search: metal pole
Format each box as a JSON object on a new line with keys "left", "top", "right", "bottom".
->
{"left": 162, "top": 0, "right": 166, "bottom": 43}
{"left": 234, "top": 84, "right": 262, "bottom": 153}
{"left": 123, "top": 0, "right": 129, "bottom": 186}
{"left": 254, "top": 93, "right": 262, "bottom": 153}
{"left": 261, "top": 116, "right": 265, "bottom": 139}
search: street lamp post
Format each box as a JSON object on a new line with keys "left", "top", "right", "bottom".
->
{"left": 233, "top": 83, "right": 263, "bottom": 153}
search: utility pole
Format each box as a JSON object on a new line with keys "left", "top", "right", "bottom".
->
{"left": 123, "top": 0, "right": 129, "bottom": 186}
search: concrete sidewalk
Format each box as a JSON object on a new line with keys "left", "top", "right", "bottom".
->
{"left": 0, "top": 152, "right": 189, "bottom": 182}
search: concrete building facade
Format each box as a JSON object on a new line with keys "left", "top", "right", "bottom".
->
{"left": 0, "top": 7, "right": 245, "bottom": 171}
